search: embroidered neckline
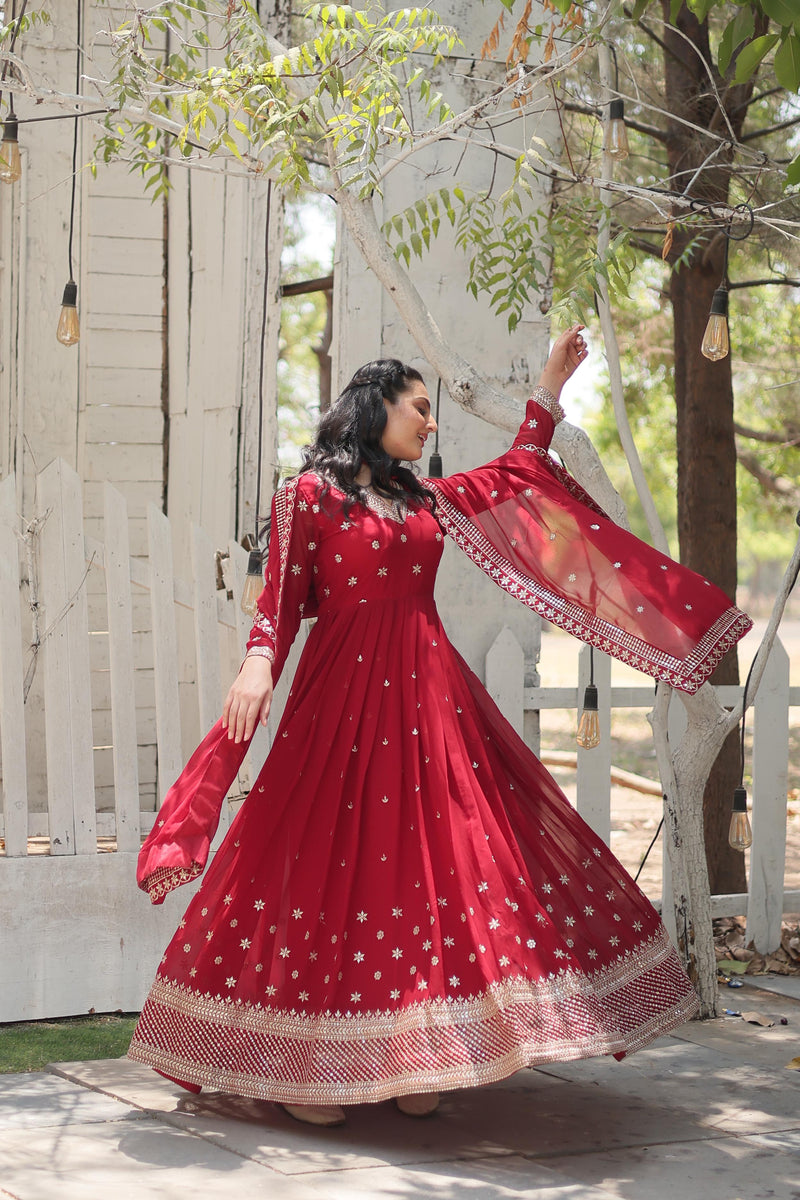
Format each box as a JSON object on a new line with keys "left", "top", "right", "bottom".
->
{"left": 313, "top": 471, "right": 410, "bottom": 524}
{"left": 361, "top": 488, "right": 407, "bottom": 524}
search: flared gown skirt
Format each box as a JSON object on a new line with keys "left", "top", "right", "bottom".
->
{"left": 128, "top": 593, "right": 699, "bottom": 1103}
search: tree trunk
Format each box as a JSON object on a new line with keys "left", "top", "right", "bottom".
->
{"left": 661, "top": 1, "right": 765, "bottom": 895}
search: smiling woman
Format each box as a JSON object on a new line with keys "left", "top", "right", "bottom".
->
{"left": 129, "top": 330, "right": 750, "bottom": 1128}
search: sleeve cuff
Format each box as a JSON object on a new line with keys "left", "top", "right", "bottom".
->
{"left": 245, "top": 646, "right": 276, "bottom": 663}
{"left": 530, "top": 385, "right": 565, "bottom": 425}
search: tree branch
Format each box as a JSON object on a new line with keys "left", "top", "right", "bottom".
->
{"left": 737, "top": 450, "right": 800, "bottom": 504}
{"left": 741, "top": 116, "right": 800, "bottom": 143}
{"left": 734, "top": 421, "right": 800, "bottom": 446}
{"left": 728, "top": 277, "right": 800, "bottom": 290}
{"left": 562, "top": 99, "right": 667, "bottom": 143}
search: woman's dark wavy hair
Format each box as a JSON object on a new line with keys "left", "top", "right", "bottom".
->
{"left": 299, "top": 359, "right": 437, "bottom": 516}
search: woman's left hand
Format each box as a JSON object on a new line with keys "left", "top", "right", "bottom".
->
{"left": 538, "top": 325, "right": 588, "bottom": 398}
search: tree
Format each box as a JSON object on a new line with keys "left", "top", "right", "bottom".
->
{"left": 3, "top": 0, "right": 800, "bottom": 1015}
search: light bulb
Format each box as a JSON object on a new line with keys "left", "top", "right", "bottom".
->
{"left": 241, "top": 549, "right": 264, "bottom": 616}
{"left": 57, "top": 280, "right": 80, "bottom": 346}
{"left": 701, "top": 287, "right": 729, "bottom": 362}
{"left": 604, "top": 99, "right": 629, "bottom": 161}
{"left": 577, "top": 683, "right": 601, "bottom": 749}
{"left": 728, "top": 785, "right": 753, "bottom": 852}
{"left": 0, "top": 117, "right": 22, "bottom": 184}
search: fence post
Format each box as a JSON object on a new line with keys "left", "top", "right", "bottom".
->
{"left": 147, "top": 503, "right": 183, "bottom": 804}
{"left": 0, "top": 474, "right": 29, "bottom": 856}
{"left": 103, "top": 483, "right": 141, "bottom": 852}
{"left": 486, "top": 626, "right": 524, "bottom": 738}
{"left": 36, "top": 458, "right": 96, "bottom": 854}
{"left": 747, "top": 638, "right": 790, "bottom": 954}
{"left": 576, "top": 645, "right": 611, "bottom": 845}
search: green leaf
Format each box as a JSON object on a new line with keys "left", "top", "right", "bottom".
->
{"left": 774, "top": 33, "right": 800, "bottom": 90}
{"left": 733, "top": 34, "right": 780, "bottom": 83}
{"left": 762, "top": 0, "right": 797, "bottom": 28}
{"left": 718, "top": 8, "right": 756, "bottom": 76}
{"left": 786, "top": 152, "right": 800, "bottom": 186}
{"left": 669, "top": 0, "right": 682, "bottom": 24}
{"left": 688, "top": 0, "right": 715, "bottom": 23}
{"left": 630, "top": 0, "right": 648, "bottom": 19}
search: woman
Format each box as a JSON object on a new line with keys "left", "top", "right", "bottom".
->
{"left": 130, "top": 327, "right": 751, "bottom": 1126}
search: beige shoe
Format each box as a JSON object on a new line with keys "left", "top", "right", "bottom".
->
{"left": 280, "top": 1102, "right": 346, "bottom": 1127}
{"left": 395, "top": 1092, "right": 440, "bottom": 1117}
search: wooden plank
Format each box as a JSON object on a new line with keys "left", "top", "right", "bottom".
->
{"left": 86, "top": 195, "right": 164, "bottom": 238}
{"left": 93, "top": 745, "right": 157, "bottom": 790}
{"left": 92, "top": 707, "right": 157, "bottom": 746}
{"left": 90, "top": 667, "right": 155, "bottom": 717}
{"left": 86, "top": 313, "right": 162, "bottom": 335}
{"left": 485, "top": 626, "right": 524, "bottom": 738}
{"left": 36, "top": 459, "right": 97, "bottom": 855}
{"left": 85, "top": 515, "right": 149, "bottom": 559}
{"left": 85, "top": 366, "right": 163, "bottom": 405}
{"left": 84, "top": 480, "right": 163, "bottom": 520}
{"left": 89, "top": 629, "right": 153, "bottom": 674}
{"left": 87, "top": 273, "right": 164, "bottom": 318}
{"left": 147, "top": 504, "right": 183, "bottom": 802}
{"left": 87, "top": 236, "right": 163, "bottom": 277}
{"left": 576, "top": 647, "right": 612, "bottom": 846}
{"left": 84, "top": 406, "right": 164, "bottom": 445}
{"left": 747, "top": 638, "right": 790, "bottom": 955}
{"left": 86, "top": 330, "right": 162, "bottom": 372}
{"left": 85, "top": 442, "right": 163, "bottom": 483}
{"left": 103, "top": 483, "right": 142, "bottom": 852}
{"left": 191, "top": 525, "right": 224, "bottom": 733}
{"left": 0, "top": 475, "right": 29, "bottom": 856}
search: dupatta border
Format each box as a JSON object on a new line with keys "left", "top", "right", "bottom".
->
{"left": 431, "top": 482, "right": 750, "bottom": 696}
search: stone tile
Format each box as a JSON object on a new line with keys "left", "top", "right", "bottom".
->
{"left": 0, "top": 1117, "right": 316, "bottom": 1200}
{"left": 297, "top": 1154, "right": 623, "bottom": 1199}
{"left": 541, "top": 1133, "right": 800, "bottom": 1200}
{"left": 49, "top": 1058, "right": 708, "bottom": 1173}
{"left": 740, "top": 975, "right": 800, "bottom": 1003}
{"left": 0, "top": 1071, "right": 143, "bottom": 1131}
{"left": 49, "top": 1059, "right": 190, "bottom": 1114}
{"left": 536, "top": 1024, "right": 800, "bottom": 1136}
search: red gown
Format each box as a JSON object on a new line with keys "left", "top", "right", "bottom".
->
{"left": 128, "top": 393, "right": 751, "bottom": 1104}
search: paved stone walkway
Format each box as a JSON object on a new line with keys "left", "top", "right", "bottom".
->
{"left": 2, "top": 976, "right": 799, "bottom": 1199}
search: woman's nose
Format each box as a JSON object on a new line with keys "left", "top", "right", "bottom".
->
{"left": 427, "top": 415, "right": 438, "bottom": 433}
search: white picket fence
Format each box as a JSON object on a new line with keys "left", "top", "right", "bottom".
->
{"left": 0, "top": 456, "right": 797, "bottom": 1020}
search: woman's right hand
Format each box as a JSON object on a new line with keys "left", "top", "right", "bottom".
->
{"left": 222, "top": 655, "right": 274, "bottom": 743}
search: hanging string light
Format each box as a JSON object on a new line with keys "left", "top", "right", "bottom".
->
{"left": 0, "top": 0, "right": 26, "bottom": 185}
{"left": 0, "top": 111, "right": 21, "bottom": 183}
{"left": 604, "top": 46, "right": 629, "bottom": 162}
{"left": 701, "top": 204, "right": 754, "bottom": 364}
{"left": 56, "top": 0, "right": 82, "bottom": 346}
{"left": 576, "top": 645, "right": 601, "bottom": 749}
{"left": 242, "top": 179, "right": 274, "bottom": 617}
{"left": 427, "top": 377, "right": 443, "bottom": 478}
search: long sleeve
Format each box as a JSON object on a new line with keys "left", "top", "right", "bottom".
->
{"left": 137, "top": 475, "right": 319, "bottom": 903}
{"left": 245, "top": 475, "right": 319, "bottom": 685}
{"left": 428, "top": 389, "right": 751, "bottom": 695}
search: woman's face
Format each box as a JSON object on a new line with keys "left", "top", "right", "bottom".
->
{"left": 381, "top": 383, "right": 437, "bottom": 462}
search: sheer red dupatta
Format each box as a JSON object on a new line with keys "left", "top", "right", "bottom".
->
{"left": 428, "top": 399, "right": 751, "bottom": 695}
{"left": 136, "top": 481, "right": 306, "bottom": 903}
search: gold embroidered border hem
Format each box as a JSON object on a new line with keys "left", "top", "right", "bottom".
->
{"left": 128, "top": 930, "right": 699, "bottom": 1105}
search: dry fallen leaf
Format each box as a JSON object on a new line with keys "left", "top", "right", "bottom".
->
{"left": 741, "top": 1011, "right": 775, "bottom": 1027}
{"left": 786, "top": 1057, "right": 800, "bottom": 1070}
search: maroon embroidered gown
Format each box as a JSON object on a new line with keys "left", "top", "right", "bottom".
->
{"left": 128, "top": 393, "right": 751, "bottom": 1104}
